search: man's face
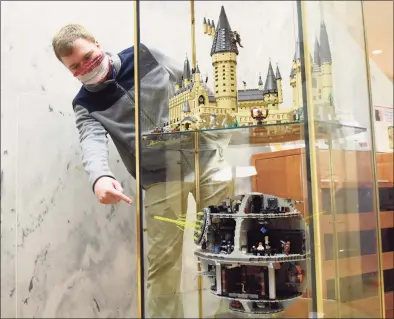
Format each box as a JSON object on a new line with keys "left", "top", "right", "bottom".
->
{"left": 61, "top": 38, "right": 102, "bottom": 76}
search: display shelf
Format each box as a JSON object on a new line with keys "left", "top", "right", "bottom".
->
{"left": 211, "top": 290, "right": 303, "bottom": 302}
{"left": 141, "top": 120, "right": 366, "bottom": 150}
{"left": 195, "top": 250, "right": 307, "bottom": 264}
{"left": 202, "top": 211, "right": 303, "bottom": 219}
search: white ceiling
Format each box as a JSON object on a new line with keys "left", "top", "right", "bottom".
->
{"left": 364, "top": 1, "right": 393, "bottom": 82}
{"left": 324, "top": 1, "right": 393, "bottom": 82}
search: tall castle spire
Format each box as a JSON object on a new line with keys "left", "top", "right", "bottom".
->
{"left": 183, "top": 54, "right": 191, "bottom": 80}
{"left": 313, "top": 37, "right": 321, "bottom": 66}
{"left": 275, "top": 64, "right": 282, "bottom": 80}
{"left": 319, "top": 21, "right": 331, "bottom": 63}
{"left": 210, "top": 6, "right": 238, "bottom": 56}
{"left": 263, "top": 61, "right": 278, "bottom": 94}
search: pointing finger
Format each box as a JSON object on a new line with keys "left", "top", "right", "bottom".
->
{"left": 112, "top": 190, "right": 132, "bottom": 204}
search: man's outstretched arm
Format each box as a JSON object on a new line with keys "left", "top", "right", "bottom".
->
{"left": 74, "top": 104, "right": 132, "bottom": 204}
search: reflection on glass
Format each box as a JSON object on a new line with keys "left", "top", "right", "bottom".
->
{"left": 136, "top": 0, "right": 383, "bottom": 318}
{"left": 302, "top": 1, "right": 384, "bottom": 318}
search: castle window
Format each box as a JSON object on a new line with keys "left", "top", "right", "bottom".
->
{"left": 231, "top": 84, "right": 234, "bottom": 86}
{"left": 223, "top": 89, "right": 226, "bottom": 92}
{"left": 216, "top": 91, "right": 219, "bottom": 94}
{"left": 223, "top": 77, "right": 226, "bottom": 80}
{"left": 216, "top": 84, "right": 218, "bottom": 87}
{"left": 231, "top": 90, "right": 234, "bottom": 92}
{"left": 231, "top": 73, "right": 234, "bottom": 76}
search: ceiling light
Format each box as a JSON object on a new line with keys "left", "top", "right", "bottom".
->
{"left": 372, "top": 49, "right": 382, "bottom": 55}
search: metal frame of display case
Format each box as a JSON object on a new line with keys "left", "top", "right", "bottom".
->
{"left": 133, "top": 0, "right": 385, "bottom": 318}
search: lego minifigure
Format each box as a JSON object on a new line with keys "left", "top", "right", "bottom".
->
{"left": 209, "top": 113, "right": 218, "bottom": 128}
{"left": 256, "top": 242, "right": 265, "bottom": 256}
{"left": 264, "top": 236, "right": 271, "bottom": 256}
{"left": 251, "top": 107, "right": 269, "bottom": 125}
{"left": 232, "top": 31, "right": 243, "bottom": 48}
{"left": 281, "top": 240, "right": 291, "bottom": 255}
{"left": 226, "top": 241, "right": 234, "bottom": 254}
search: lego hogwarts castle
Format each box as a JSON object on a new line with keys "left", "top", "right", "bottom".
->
{"left": 166, "top": 6, "right": 336, "bottom": 131}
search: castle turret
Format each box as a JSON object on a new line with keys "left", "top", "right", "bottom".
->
{"left": 183, "top": 55, "right": 191, "bottom": 86}
{"left": 211, "top": 6, "right": 239, "bottom": 113}
{"left": 203, "top": 17, "right": 208, "bottom": 34}
{"left": 258, "top": 74, "right": 263, "bottom": 90}
{"left": 290, "top": 40, "right": 303, "bottom": 110}
{"left": 211, "top": 20, "right": 215, "bottom": 39}
{"left": 276, "top": 64, "right": 283, "bottom": 103}
{"left": 312, "top": 37, "right": 322, "bottom": 104}
{"left": 175, "top": 75, "right": 182, "bottom": 91}
{"left": 194, "top": 63, "right": 201, "bottom": 86}
{"left": 207, "top": 19, "right": 212, "bottom": 36}
{"left": 263, "top": 61, "right": 279, "bottom": 109}
{"left": 319, "top": 21, "right": 334, "bottom": 119}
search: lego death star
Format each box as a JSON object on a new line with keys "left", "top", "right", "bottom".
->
{"left": 193, "top": 192, "right": 308, "bottom": 316}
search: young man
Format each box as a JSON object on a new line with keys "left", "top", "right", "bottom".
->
{"left": 52, "top": 24, "right": 232, "bottom": 318}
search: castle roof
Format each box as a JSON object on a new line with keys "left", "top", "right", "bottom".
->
{"left": 182, "top": 100, "right": 191, "bottom": 113}
{"left": 183, "top": 55, "right": 191, "bottom": 79}
{"left": 263, "top": 61, "right": 278, "bottom": 94}
{"left": 210, "top": 6, "right": 238, "bottom": 56}
{"left": 275, "top": 64, "right": 282, "bottom": 80}
{"left": 176, "top": 76, "right": 183, "bottom": 87}
{"left": 319, "top": 21, "right": 332, "bottom": 63}
{"left": 313, "top": 37, "right": 321, "bottom": 66}
{"left": 238, "top": 89, "right": 265, "bottom": 101}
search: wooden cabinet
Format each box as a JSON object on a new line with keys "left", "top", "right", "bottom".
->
{"left": 251, "top": 148, "right": 393, "bottom": 317}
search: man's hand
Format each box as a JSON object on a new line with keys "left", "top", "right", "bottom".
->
{"left": 94, "top": 176, "right": 133, "bottom": 204}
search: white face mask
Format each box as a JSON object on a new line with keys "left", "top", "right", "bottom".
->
{"left": 74, "top": 52, "right": 111, "bottom": 85}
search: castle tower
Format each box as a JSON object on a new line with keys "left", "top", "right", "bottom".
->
{"left": 183, "top": 55, "right": 192, "bottom": 86}
{"left": 319, "top": 21, "right": 334, "bottom": 120}
{"left": 263, "top": 61, "right": 279, "bottom": 110}
{"left": 194, "top": 63, "right": 201, "bottom": 87}
{"left": 207, "top": 19, "right": 212, "bottom": 35}
{"left": 258, "top": 73, "right": 263, "bottom": 90}
{"left": 275, "top": 64, "right": 283, "bottom": 103}
{"left": 175, "top": 75, "right": 182, "bottom": 91}
{"left": 203, "top": 17, "right": 208, "bottom": 34}
{"left": 290, "top": 40, "right": 303, "bottom": 110}
{"left": 210, "top": 20, "right": 216, "bottom": 39}
{"left": 210, "top": 6, "right": 239, "bottom": 113}
{"left": 312, "top": 36, "right": 322, "bottom": 102}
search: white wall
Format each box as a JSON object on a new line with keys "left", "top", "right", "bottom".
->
{"left": 2, "top": 1, "right": 392, "bottom": 318}
{"left": 1, "top": 2, "right": 137, "bottom": 318}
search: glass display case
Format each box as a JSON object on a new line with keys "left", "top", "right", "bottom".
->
{"left": 132, "top": 1, "right": 385, "bottom": 318}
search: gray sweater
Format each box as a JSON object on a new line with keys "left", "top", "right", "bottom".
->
{"left": 72, "top": 44, "right": 227, "bottom": 190}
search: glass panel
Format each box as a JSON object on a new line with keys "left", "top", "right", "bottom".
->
{"left": 301, "top": 1, "right": 384, "bottom": 318}
{"left": 136, "top": 1, "right": 383, "bottom": 318}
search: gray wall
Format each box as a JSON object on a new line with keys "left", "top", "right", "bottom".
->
{"left": 1, "top": 1, "right": 137, "bottom": 318}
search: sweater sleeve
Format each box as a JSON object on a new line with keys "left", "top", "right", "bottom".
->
{"left": 74, "top": 104, "right": 116, "bottom": 192}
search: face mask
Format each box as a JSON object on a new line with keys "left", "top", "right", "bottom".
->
{"left": 73, "top": 52, "right": 110, "bottom": 85}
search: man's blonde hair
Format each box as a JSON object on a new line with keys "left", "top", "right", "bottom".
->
{"left": 52, "top": 24, "right": 95, "bottom": 61}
